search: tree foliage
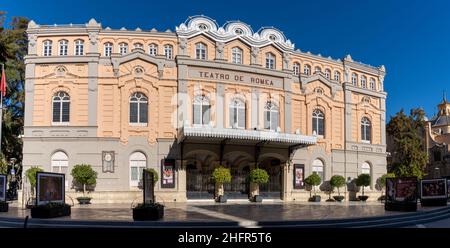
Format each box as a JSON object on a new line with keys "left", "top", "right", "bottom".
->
{"left": 387, "top": 108, "right": 428, "bottom": 179}
{"left": 144, "top": 168, "right": 159, "bottom": 185}
{"left": 305, "top": 172, "right": 321, "bottom": 196}
{"left": 71, "top": 164, "right": 97, "bottom": 195}
{"left": 356, "top": 174, "right": 371, "bottom": 196}
{"left": 378, "top": 173, "right": 396, "bottom": 190}
{"left": 0, "top": 12, "right": 28, "bottom": 175}
{"left": 330, "top": 175, "right": 346, "bottom": 196}
{"left": 211, "top": 166, "right": 231, "bottom": 184}
{"left": 249, "top": 168, "right": 269, "bottom": 184}
{"left": 25, "top": 166, "right": 43, "bottom": 189}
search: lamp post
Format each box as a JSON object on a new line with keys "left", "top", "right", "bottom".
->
{"left": 7, "top": 158, "right": 17, "bottom": 200}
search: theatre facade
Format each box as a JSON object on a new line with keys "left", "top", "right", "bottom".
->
{"left": 21, "top": 16, "right": 387, "bottom": 203}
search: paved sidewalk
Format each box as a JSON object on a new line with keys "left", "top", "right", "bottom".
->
{"left": 0, "top": 200, "right": 440, "bottom": 223}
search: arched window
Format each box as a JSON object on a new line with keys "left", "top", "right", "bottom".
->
{"left": 312, "top": 109, "right": 324, "bottom": 136}
{"left": 304, "top": 64, "right": 311, "bottom": 75}
{"left": 74, "top": 39, "right": 84, "bottom": 56}
{"left": 314, "top": 66, "right": 321, "bottom": 74}
{"left": 129, "top": 152, "right": 146, "bottom": 187}
{"left": 195, "top": 42, "right": 207, "bottom": 60}
{"left": 193, "top": 95, "right": 210, "bottom": 126}
{"left": 361, "top": 117, "right": 371, "bottom": 142}
{"left": 361, "top": 76, "right": 367, "bottom": 89}
{"left": 369, "top": 78, "right": 376, "bottom": 90}
{"left": 351, "top": 73, "right": 358, "bottom": 86}
{"left": 52, "top": 91, "right": 70, "bottom": 124}
{"left": 43, "top": 40, "right": 52, "bottom": 56}
{"left": 164, "top": 44, "right": 173, "bottom": 59}
{"left": 325, "top": 69, "right": 331, "bottom": 79}
{"left": 229, "top": 98, "right": 245, "bottom": 129}
{"left": 119, "top": 42, "right": 128, "bottom": 55}
{"left": 264, "top": 101, "right": 279, "bottom": 131}
{"left": 148, "top": 43, "right": 158, "bottom": 56}
{"left": 58, "top": 40, "right": 68, "bottom": 56}
{"left": 129, "top": 92, "right": 148, "bottom": 125}
{"left": 334, "top": 71, "right": 341, "bottom": 81}
{"left": 231, "top": 47, "right": 243, "bottom": 64}
{"left": 51, "top": 151, "right": 69, "bottom": 187}
{"left": 104, "top": 42, "right": 113, "bottom": 57}
{"left": 265, "top": 53, "right": 275, "bottom": 69}
{"left": 312, "top": 159, "right": 324, "bottom": 183}
{"left": 134, "top": 43, "right": 143, "bottom": 49}
{"left": 293, "top": 62, "right": 300, "bottom": 76}
{"left": 361, "top": 162, "right": 371, "bottom": 190}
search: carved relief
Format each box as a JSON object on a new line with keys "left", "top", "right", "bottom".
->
{"left": 215, "top": 42, "right": 225, "bottom": 60}
{"left": 251, "top": 46, "right": 259, "bottom": 64}
{"left": 88, "top": 32, "right": 98, "bottom": 46}
{"left": 179, "top": 37, "right": 188, "bottom": 55}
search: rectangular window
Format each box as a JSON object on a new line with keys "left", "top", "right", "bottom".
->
{"left": 318, "top": 120, "right": 324, "bottom": 136}
{"left": 264, "top": 111, "right": 271, "bottom": 129}
{"left": 238, "top": 108, "right": 245, "bottom": 128}
{"left": 131, "top": 167, "right": 138, "bottom": 181}
{"left": 61, "top": 102, "right": 70, "bottom": 122}
{"left": 130, "top": 102, "right": 138, "bottom": 123}
{"left": 202, "top": 105, "right": 210, "bottom": 125}
{"left": 193, "top": 105, "right": 201, "bottom": 125}
{"left": 139, "top": 102, "right": 148, "bottom": 123}
{"left": 229, "top": 107, "right": 236, "bottom": 127}
{"left": 271, "top": 112, "right": 278, "bottom": 131}
{"left": 53, "top": 102, "right": 60, "bottom": 122}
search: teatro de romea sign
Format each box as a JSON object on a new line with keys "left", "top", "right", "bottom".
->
{"left": 188, "top": 68, "right": 283, "bottom": 88}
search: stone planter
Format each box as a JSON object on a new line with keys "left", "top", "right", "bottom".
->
{"left": 215, "top": 195, "right": 227, "bottom": 203}
{"left": 251, "top": 195, "right": 263, "bottom": 203}
{"left": 249, "top": 183, "right": 259, "bottom": 199}
{"left": 333, "top": 196, "right": 345, "bottom": 202}
{"left": 31, "top": 204, "right": 71, "bottom": 218}
{"left": 309, "top": 195, "right": 321, "bottom": 202}
{"left": 215, "top": 182, "right": 224, "bottom": 198}
{"left": 358, "top": 195, "right": 369, "bottom": 201}
{"left": 76, "top": 197, "right": 92, "bottom": 205}
{"left": 132, "top": 204, "right": 164, "bottom": 221}
{"left": 0, "top": 201, "right": 8, "bottom": 212}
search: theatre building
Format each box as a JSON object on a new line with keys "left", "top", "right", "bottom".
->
{"left": 21, "top": 16, "right": 387, "bottom": 203}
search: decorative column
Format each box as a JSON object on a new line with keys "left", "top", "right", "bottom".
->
{"left": 216, "top": 83, "right": 224, "bottom": 128}
{"left": 86, "top": 18, "right": 101, "bottom": 126}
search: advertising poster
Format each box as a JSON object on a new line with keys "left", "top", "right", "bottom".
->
{"left": 143, "top": 169, "right": 155, "bottom": 204}
{"left": 36, "top": 172, "right": 65, "bottom": 205}
{"left": 385, "top": 177, "right": 418, "bottom": 211}
{"left": 421, "top": 179, "right": 447, "bottom": 199}
{"left": 293, "top": 164, "right": 305, "bottom": 189}
{"left": 161, "top": 159, "right": 175, "bottom": 188}
{"left": 448, "top": 179, "right": 450, "bottom": 199}
{"left": 0, "top": 174, "right": 6, "bottom": 202}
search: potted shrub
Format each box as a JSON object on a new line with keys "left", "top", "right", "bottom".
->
{"left": 211, "top": 166, "right": 231, "bottom": 203}
{"left": 305, "top": 172, "right": 322, "bottom": 202}
{"left": 71, "top": 164, "right": 97, "bottom": 204}
{"left": 25, "top": 166, "right": 44, "bottom": 208}
{"left": 356, "top": 174, "right": 371, "bottom": 201}
{"left": 376, "top": 173, "right": 395, "bottom": 202}
{"left": 132, "top": 202, "right": 164, "bottom": 221}
{"left": 249, "top": 168, "right": 269, "bottom": 202}
{"left": 31, "top": 202, "right": 71, "bottom": 218}
{"left": 330, "top": 175, "right": 346, "bottom": 202}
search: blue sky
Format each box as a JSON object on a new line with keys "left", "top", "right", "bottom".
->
{"left": 3, "top": 0, "right": 450, "bottom": 119}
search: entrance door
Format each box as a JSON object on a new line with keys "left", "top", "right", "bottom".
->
{"left": 186, "top": 164, "right": 214, "bottom": 199}
{"left": 259, "top": 159, "right": 282, "bottom": 198}
{"left": 130, "top": 152, "right": 146, "bottom": 187}
{"left": 225, "top": 166, "right": 250, "bottom": 199}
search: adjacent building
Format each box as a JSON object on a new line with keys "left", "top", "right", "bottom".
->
{"left": 22, "top": 16, "right": 388, "bottom": 203}
{"left": 425, "top": 95, "right": 450, "bottom": 178}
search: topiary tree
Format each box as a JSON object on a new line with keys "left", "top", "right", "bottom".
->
{"left": 25, "top": 166, "right": 44, "bottom": 197}
{"left": 330, "top": 175, "right": 346, "bottom": 196}
{"left": 144, "top": 168, "right": 159, "bottom": 186}
{"left": 71, "top": 164, "right": 97, "bottom": 197}
{"left": 356, "top": 174, "right": 371, "bottom": 196}
{"left": 305, "top": 172, "right": 321, "bottom": 197}
{"left": 249, "top": 168, "right": 269, "bottom": 185}
{"left": 211, "top": 166, "right": 231, "bottom": 198}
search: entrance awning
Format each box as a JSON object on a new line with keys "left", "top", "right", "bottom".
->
{"left": 178, "top": 126, "right": 317, "bottom": 147}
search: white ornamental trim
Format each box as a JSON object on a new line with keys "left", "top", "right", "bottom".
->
{"left": 179, "top": 126, "right": 316, "bottom": 145}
